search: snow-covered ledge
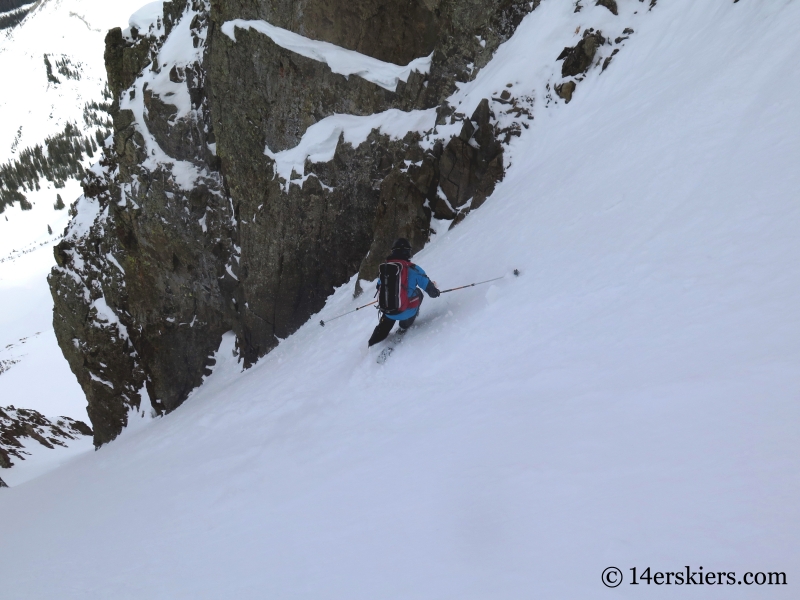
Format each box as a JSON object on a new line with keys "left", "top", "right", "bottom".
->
{"left": 264, "top": 108, "right": 437, "bottom": 189}
{"left": 220, "top": 19, "right": 432, "bottom": 92}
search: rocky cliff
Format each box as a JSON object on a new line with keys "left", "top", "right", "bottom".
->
{"left": 0, "top": 405, "right": 92, "bottom": 470}
{"left": 48, "top": 0, "right": 543, "bottom": 446}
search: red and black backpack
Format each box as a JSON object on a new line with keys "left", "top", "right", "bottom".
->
{"left": 378, "top": 259, "right": 421, "bottom": 315}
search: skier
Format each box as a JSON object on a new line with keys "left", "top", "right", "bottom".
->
{"left": 368, "top": 238, "right": 440, "bottom": 347}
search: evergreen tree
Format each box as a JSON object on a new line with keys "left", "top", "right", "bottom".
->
{"left": 0, "top": 0, "right": 36, "bottom": 12}
{"left": 54, "top": 193, "right": 65, "bottom": 210}
{"left": 0, "top": 121, "right": 101, "bottom": 212}
{"left": 43, "top": 54, "right": 59, "bottom": 84}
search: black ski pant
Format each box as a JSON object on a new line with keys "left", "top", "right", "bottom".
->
{"left": 367, "top": 296, "right": 422, "bottom": 347}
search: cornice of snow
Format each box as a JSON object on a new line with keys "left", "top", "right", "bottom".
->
{"left": 221, "top": 19, "right": 432, "bottom": 92}
{"left": 124, "top": 0, "right": 164, "bottom": 38}
{"left": 265, "top": 108, "right": 437, "bottom": 190}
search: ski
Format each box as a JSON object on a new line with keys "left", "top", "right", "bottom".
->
{"left": 376, "top": 346, "right": 394, "bottom": 364}
{"left": 375, "top": 329, "right": 408, "bottom": 364}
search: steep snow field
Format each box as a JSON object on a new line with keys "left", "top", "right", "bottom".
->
{"left": 0, "top": 239, "right": 84, "bottom": 417}
{"left": 0, "top": 0, "right": 148, "bottom": 161}
{"left": 2, "top": 0, "right": 799, "bottom": 597}
{"left": 0, "top": 0, "right": 148, "bottom": 424}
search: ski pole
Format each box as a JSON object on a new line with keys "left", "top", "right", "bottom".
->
{"left": 319, "top": 300, "right": 378, "bottom": 327}
{"left": 318, "top": 270, "right": 518, "bottom": 326}
{"left": 439, "top": 269, "right": 519, "bottom": 294}
{"left": 246, "top": 305, "right": 273, "bottom": 325}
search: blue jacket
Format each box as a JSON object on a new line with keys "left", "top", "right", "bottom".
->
{"left": 378, "top": 263, "right": 431, "bottom": 321}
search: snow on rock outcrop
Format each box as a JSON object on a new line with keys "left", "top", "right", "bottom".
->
{"left": 49, "top": 0, "right": 236, "bottom": 446}
{"left": 0, "top": 0, "right": 162, "bottom": 427}
{"left": 221, "top": 19, "right": 433, "bottom": 92}
{"left": 0, "top": 405, "right": 92, "bottom": 470}
{"left": 262, "top": 108, "right": 438, "bottom": 190}
{"left": 125, "top": 0, "right": 166, "bottom": 36}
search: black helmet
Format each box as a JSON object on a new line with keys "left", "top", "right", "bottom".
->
{"left": 392, "top": 238, "right": 411, "bottom": 250}
{"left": 390, "top": 238, "right": 412, "bottom": 259}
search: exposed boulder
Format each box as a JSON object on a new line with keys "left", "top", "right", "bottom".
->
{"left": 555, "top": 80, "right": 577, "bottom": 103}
{"left": 0, "top": 406, "right": 92, "bottom": 470}
{"left": 615, "top": 27, "right": 633, "bottom": 44}
{"left": 602, "top": 48, "right": 620, "bottom": 72}
{"left": 596, "top": 0, "right": 618, "bottom": 15}
{"left": 557, "top": 29, "right": 606, "bottom": 78}
{"left": 437, "top": 100, "right": 503, "bottom": 213}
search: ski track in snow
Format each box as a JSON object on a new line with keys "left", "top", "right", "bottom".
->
{"left": 1, "top": 0, "right": 800, "bottom": 598}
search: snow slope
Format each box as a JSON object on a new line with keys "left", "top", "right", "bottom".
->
{"left": 0, "top": 0, "right": 149, "bottom": 426}
{"left": 0, "top": 245, "right": 85, "bottom": 418}
{"left": 1, "top": 0, "right": 799, "bottom": 597}
{"left": 0, "top": 0, "right": 154, "bottom": 252}
{"left": 0, "top": 0, "right": 146, "bottom": 165}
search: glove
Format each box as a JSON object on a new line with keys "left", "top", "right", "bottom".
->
{"left": 426, "top": 282, "right": 441, "bottom": 298}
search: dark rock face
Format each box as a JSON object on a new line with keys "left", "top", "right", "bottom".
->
{"left": 602, "top": 48, "right": 619, "bottom": 72}
{"left": 50, "top": 1, "right": 237, "bottom": 444}
{"left": 436, "top": 100, "right": 504, "bottom": 212}
{"left": 212, "top": 0, "right": 437, "bottom": 66}
{"left": 0, "top": 406, "right": 92, "bottom": 470}
{"left": 50, "top": 0, "right": 532, "bottom": 445}
{"left": 596, "top": 0, "right": 618, "bottom": 16}
{"left": 558, "top": 30, "right": 606, "bottom": 78}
